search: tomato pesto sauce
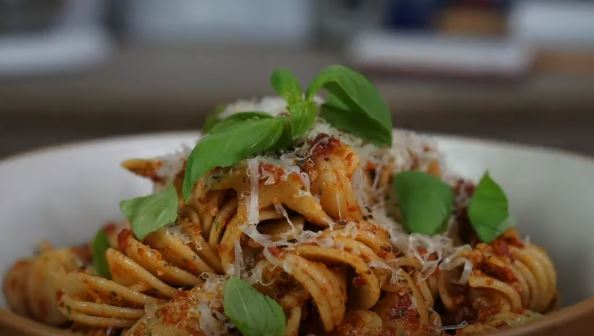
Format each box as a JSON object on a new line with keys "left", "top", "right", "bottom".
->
{"left": 2, "top": 65, "right": 556, "bottom": 336}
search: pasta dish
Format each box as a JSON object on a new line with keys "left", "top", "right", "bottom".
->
{"left": 2, "top": 66, "right": 557, "bottom": 336}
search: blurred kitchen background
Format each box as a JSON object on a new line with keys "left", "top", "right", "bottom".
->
{"left": 1, "top": 0, "right": 594, "bottom": 158}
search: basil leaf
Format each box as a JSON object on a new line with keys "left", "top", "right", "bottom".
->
{"left": 468, "top": 172, "right": 510, "bottom": 243}
{"left": 393, "top": 171, "right": 454, "bottom": 235}
{"left": 307, "top": 65, "right": 392, "bottom": 146}
{"left": 224, "top": 276, "right": 286, "bottom": 336}
{"left": 271, "top": 68, "right": 317, "bottom": 140}
{"left": 203, "top": 104, "right": 226, "bottom": 133}
{"left": 321, "top": 93, "right": 392, "bottom": 146}
{"left": 270, "top": 117, "right": 294, "bottom": 151}
{"left": 182, "top": 118, "right": 284, "bottom": 199}
{"left": 120, "top": 184, "right": 179, "bottom": 240}
{"left": 270, "top": 68, "right": 302, "bottom": 105}
{"left": 287, "top": 99, "right": 317, "bottom": 140}
{"left": 208, "top": 112, "right": 272, "bottom": 134}
{"left": 92, "top": 228, "right": 111, "bottom": 278}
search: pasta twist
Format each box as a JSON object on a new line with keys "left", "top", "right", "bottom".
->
{"left": 438, "top": 229, "right": 557, "bottom": 324}
{"left": 42, "top": 163, "right": 236, "bottom": 328}
{"left": 124, "top": 275, "right": 228, "bottom": 336}
{"left": 269, "top": 220, "right": 394, "bottom": 333}
{"left": 186, "top": 135, "right": 399, "bottom": 334}
{"left": 2, "top": 131, "right": 558, "bottom": 336}
{"left": 455, "top": 310, "right": 542, "bottom": 335}
{"left": 4, "top": 134, "right": 375, "bottom": 332}
{"left": 48, "top": 212, "right": 227, "bottom": 329}
{"left": 3, "top": 244, "right": 87, "bottom": 325}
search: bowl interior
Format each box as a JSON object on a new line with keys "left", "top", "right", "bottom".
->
{"left": 0, "top": 132, "right": 592, "bottom": 309}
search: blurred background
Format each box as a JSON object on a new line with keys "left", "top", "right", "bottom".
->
{"left": 1, "top": 0, "right": 593, "bottom": 158}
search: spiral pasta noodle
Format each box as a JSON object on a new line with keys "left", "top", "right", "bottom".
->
{"left": 438, "top": 229, "right": 556, "bottom": 329}
{"left": 3, "top": 123, "right": 558, "bottom": 336}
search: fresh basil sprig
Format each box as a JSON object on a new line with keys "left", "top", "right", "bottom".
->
{"left": 468, "top": 172, "right": 510, "bottom": 243}
{"left": 393, "top": 171, "right": 454, "bottom": 235}
{"left": 120, "top": 184, "right": 179, "bottom": 240}
{"left": 307, "top": 64, "right": 392, "bottom": 146}
{"left": 92, "top": 228, "right": 111, "bottom": 278}
{"left": 182, "top": 118, "right": 284, "bottom": 199}
{"left": 196, "top": 65, "right": 391, "bottom": 200}
{"left": 224, "top": 276, "right": 286, "bottom": 336}
{"left": 270, "top": 68, "right": 302, "bottom": 106}
{"left": 270, "top": 69, "right": 316, "bottom": 140}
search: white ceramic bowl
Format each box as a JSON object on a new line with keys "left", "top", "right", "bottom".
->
{"left": 1, "top": 132, "right": 593, "bottom": 335}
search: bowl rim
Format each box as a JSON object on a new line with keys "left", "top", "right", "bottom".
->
{"left": 1, "top": 130, "right": 594, "bottom": 167}
{"left": 1, "top": 131, "right": 593, "bottom": 335}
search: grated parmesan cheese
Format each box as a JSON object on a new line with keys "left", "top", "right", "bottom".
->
{"left": 243, "top": 225, "right": 280, "bottom": 248}
{"left": 454, "top": 259, "right": 473, "bottom": 285}
{"left": 220, "top": 96, "right": 289, "bottom": 119}
{"left": 192, "top": 274, "right": 230, "bottom": 336}
{"left": 166, "top": 225, "right": 192, "bottom": 244}
{"left": 196, "top": 302, "right": 229, "bottom": 336}
{"left": 408, "top": 234, "right": 452, "bottom": 279}
{"left": 233, "top": 240, "right": 244, "bottom": 278}
{"left": 150, "top": 144, "right": 193, "bottom": 191}
{"left": 368, "top": 259, "right": 391, "bottom": 270}
{"left": 316, "top": 236, "right": 335, "bottom": 248}
{"left": 146, "top": 97, "right": 485, "bottom": 301}
{"left": 351, "top": 168, "right": 371, "bottom": 216}
{"left": 437, "top": 321, "right": 469, "bottom": 331}
{"left": 246, "top": 260, "right": 275, "bottom": 286}
{"left": 247, "top": 159, "right": 260, "bottom": 225}
{"left": 263, "top": 247, "right": 283, "bottom": 267}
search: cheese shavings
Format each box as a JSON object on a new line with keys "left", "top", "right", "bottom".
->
{"left": 243, "top": 225, "right": 284, "bottom": 248}
{"left": 440, "top": 244, "right": 473, "bottom": 285}
{"left": 196, "top": 302, "right": 230, "bottom": 336}
{"left": 219, "top": 96, "right": 289, "bottom": 119}
{"left": 408, "top": 234, "right": 450, "bottom": 279}
{"left": 233, "top": 240, "right": 244, "bottom": 278}
{"left": 437, "top": 321, "right": 469, "bottom": 331}
{"left": 246, "top": 260, "right": 276, "bottom": 286}
{"left": 273, "top": 202, "right": 296, "bottom": 235}
{"left": 247, "top": 158, "right": 260, "bottom": 225}
{"left": 194, "top": 274, "right": 230, "bottom": 336}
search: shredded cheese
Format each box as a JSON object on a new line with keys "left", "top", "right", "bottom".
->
{"left": 233, "top": 240, "right": 244, "bottom": 278}
{"left": 246, "top": 260, "right": 275, "bottom": 286}
{"left": 273, "top": 202, "right": 296, "bottom": 234}
{"left": 247, "top": 159, "right": 260, "bottom": 225}
{"left": 192, "top": 274, "right": 230, "bottom": 336}
{"left": 351, "top": 168, "right": 371, "bottom": 216}
{"left": 437, "top": 321, "right": 469, "bottom": 331}
{"left": 197, "top": 302, "right": 229, "bottom": 336}
{"left": 408, "top": 234, "right": 453, "bottom": 279}
{"left": 142, "top": 98, "right": 487, "bottom": 315}
{"left": 166, "top": 225, "right": 192, "bottom": 244}
{"left": 454, "top": 259, "right": 473, "bottom": 285}
{"left": 220, "top": 96, "right": 289, "bottom": 119}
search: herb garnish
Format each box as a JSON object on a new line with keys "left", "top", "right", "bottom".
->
{"left": 120, "top": 184, "right": 179, "bottom": 240}
{"left": 270, "top": 68, "right": 316, "bottom": 140}
{"left": 307, "top": 65, "right": 392, "bottom": 146}
{"left": 92, "top": 228, "right": 111, "bottom": 278}
{"left": 224, "top": 276, "right": 286, "bottom": 336}
{"left": 393, "top": 171, "right": 454, "bottom": 235}
{"left": 182, "top": 118, "right": 284, "bottom": 199}
{"left": 468, "top": 172, "right": 510, "bottom": 243}
{"left": 124, "top": 65, "right": 392, "bottom": 237}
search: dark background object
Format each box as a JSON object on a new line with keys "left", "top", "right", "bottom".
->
{"left": 1, "top": 0, "right": 593, "bottom": 159}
